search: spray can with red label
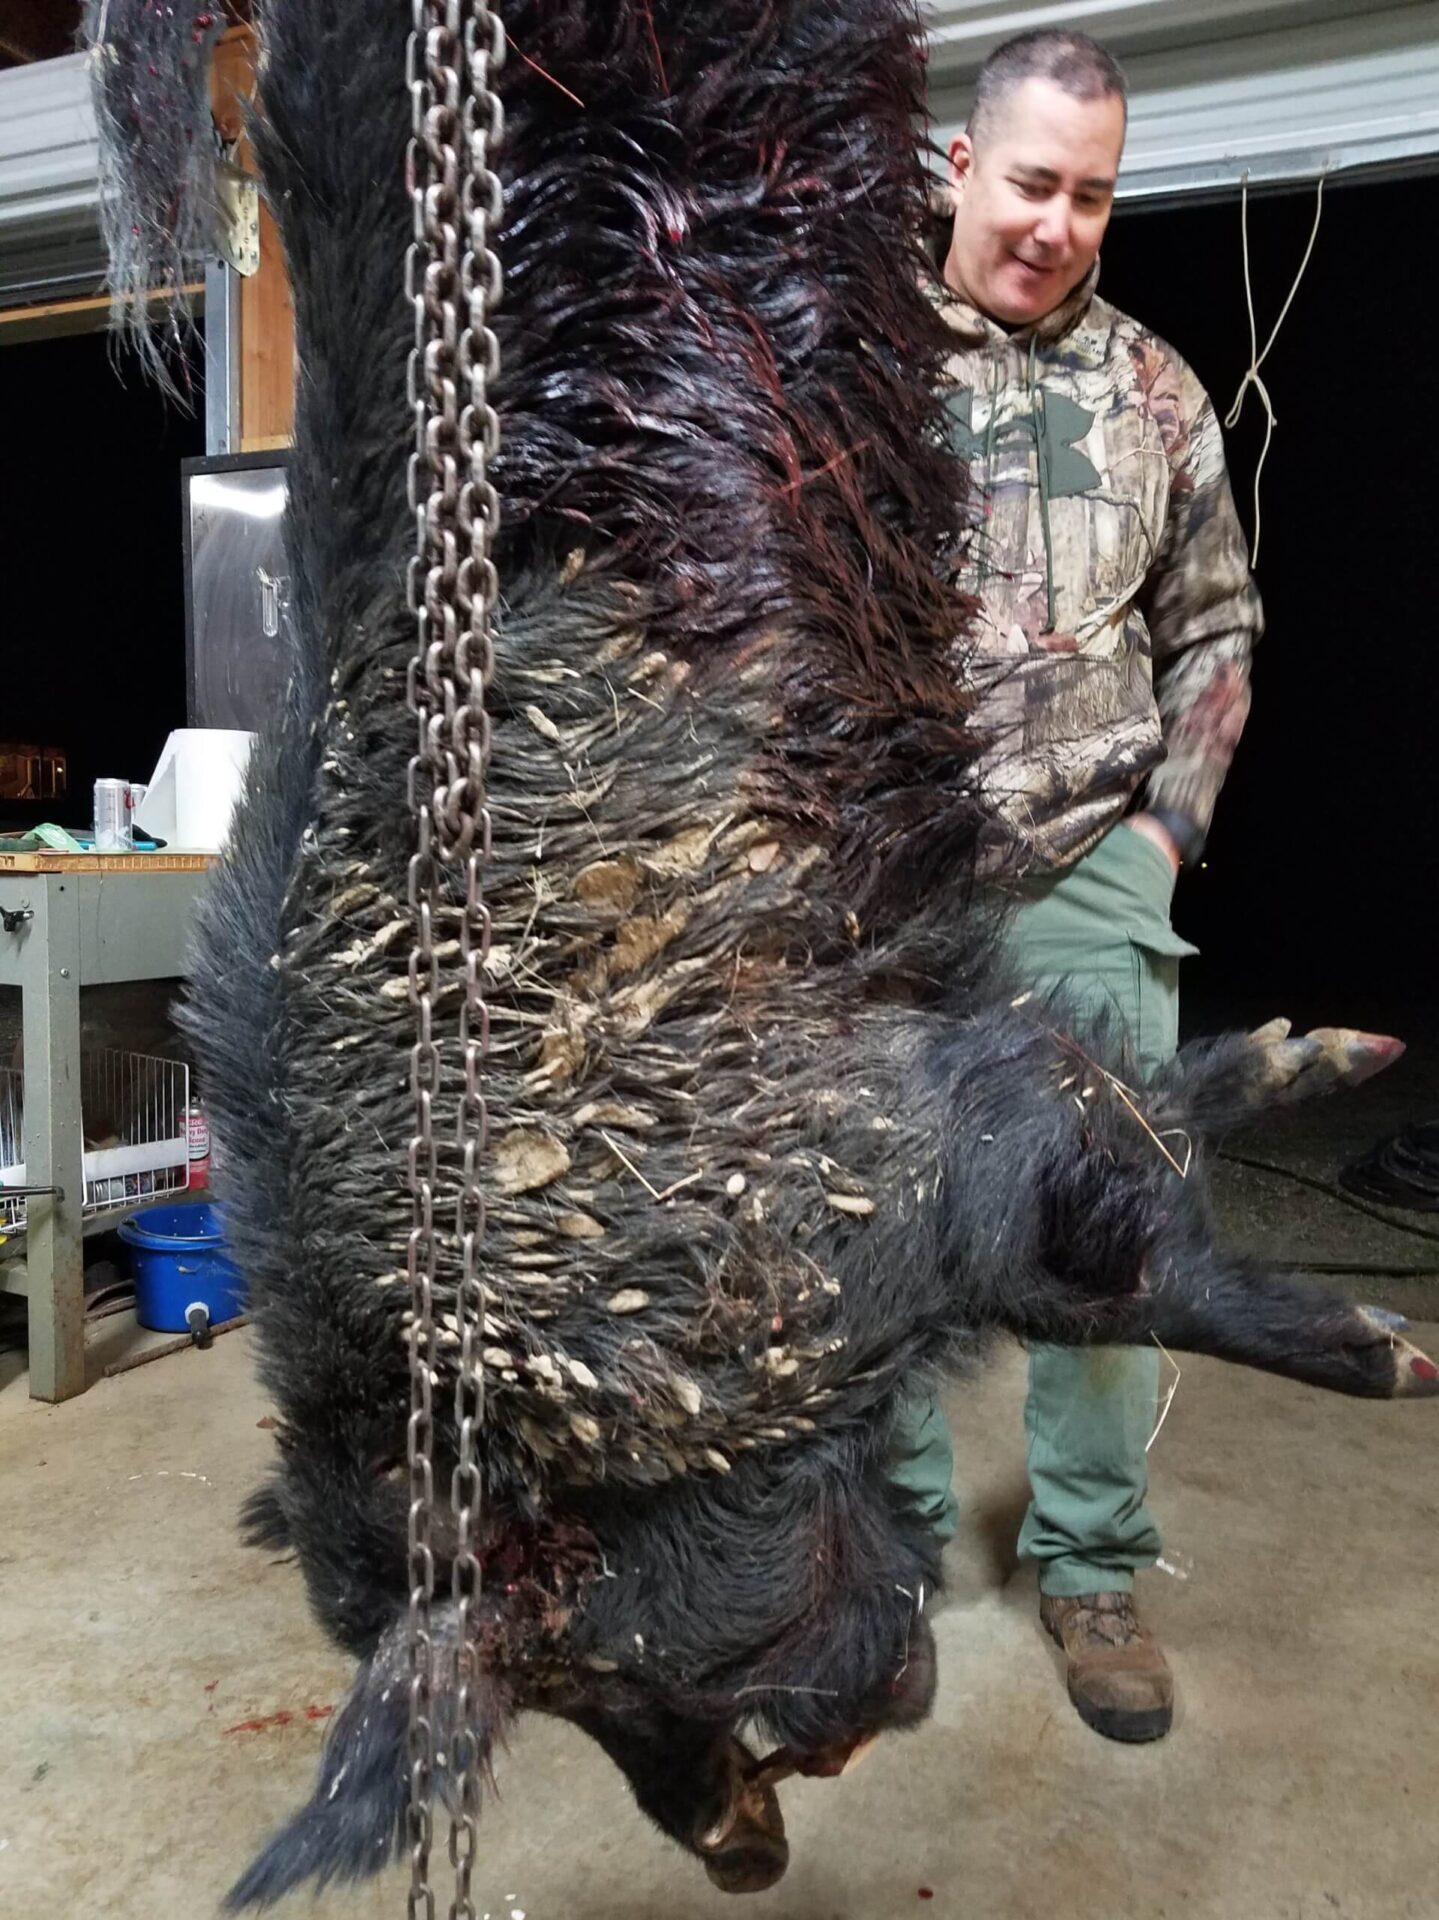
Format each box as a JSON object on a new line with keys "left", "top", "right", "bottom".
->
{"left": 186, "top": 1100, "right": 211, "bottom": 1188}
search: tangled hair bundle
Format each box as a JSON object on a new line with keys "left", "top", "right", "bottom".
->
{"left": 83, "top": 1, "right": 225, "bottom": 389}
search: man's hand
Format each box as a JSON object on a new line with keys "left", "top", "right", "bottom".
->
{"left": 1123, "top": 813, "right": 1181, "bottom": 875}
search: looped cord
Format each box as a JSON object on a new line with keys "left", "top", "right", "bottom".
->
{"left": 1225, "top": 170, "right": 1326, "bottom": 566}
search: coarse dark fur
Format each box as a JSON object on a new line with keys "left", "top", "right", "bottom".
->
{"left": 84, "top": 0, "right": 1435, "bottom": 1905}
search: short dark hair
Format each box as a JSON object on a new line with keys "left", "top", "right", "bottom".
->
{"left": 969, "top": 30, "right": 1128, "bottom": 142}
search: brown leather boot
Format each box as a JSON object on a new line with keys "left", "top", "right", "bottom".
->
{"left": 1040, "top": 1591, "right": 1175, "bottom": 1743}
{"left": 695, "top": 1738, "right": 790, "bottom": 1894}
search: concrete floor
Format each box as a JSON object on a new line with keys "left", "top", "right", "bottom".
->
{"left": 1, "top": 1315, "right": 1436, "bottom": 1920}
{"left": 1204, "top": 1010, "right": 1439, "bottom": 1326}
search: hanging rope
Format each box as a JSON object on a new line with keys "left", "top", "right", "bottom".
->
{"left": 405, "top": 5, "right": 505, "bottom": 1917}
{"left": 1224, "top": 169, "right": 1326, "bottom": 567}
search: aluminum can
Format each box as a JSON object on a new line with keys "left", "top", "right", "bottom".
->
{"left": 94, "top": 778, "right": 133, "bottom": 852}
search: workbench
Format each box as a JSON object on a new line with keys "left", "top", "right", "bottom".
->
{"left": 0, "top": 853, "right": 214, "bottom": 1400}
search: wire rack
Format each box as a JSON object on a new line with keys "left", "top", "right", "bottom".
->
{"left": 0, "top": 1048, "right": 191, "bottom": 1235}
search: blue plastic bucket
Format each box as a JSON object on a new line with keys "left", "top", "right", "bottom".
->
{"left": 118, "top": 1201, "right": 244, "bottom": 1334}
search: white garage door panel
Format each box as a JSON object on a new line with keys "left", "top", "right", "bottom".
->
{"left": 924, "top": 0, "right": 1354, "bottom": 63}
{"left": 0, "top": 53, "right": 102, "bottom": 306}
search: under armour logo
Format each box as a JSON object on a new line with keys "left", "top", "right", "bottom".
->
{"left": 945, "top": 387, "right": 1099, "bottom": 498}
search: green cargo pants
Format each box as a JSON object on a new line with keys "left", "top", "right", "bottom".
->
{"left": 890, "top": 823, "right": 1197, "bottom": 1594}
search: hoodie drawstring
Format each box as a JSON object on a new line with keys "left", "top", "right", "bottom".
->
{"left": 977, "top": 354, "right": 1003, "bottom": 593}
{"left": 1027, "top": 334, "right": 1057, "bottom": 635}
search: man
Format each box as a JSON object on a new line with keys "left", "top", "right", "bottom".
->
{"left": 892, "top": 30, "right": 1262, "bottom": 1743}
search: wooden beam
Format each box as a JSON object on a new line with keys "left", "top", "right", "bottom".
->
{"left": 0, "top": 852, "right": 214, "bottom": 874}
{"left": 212, "top": 22, "right": 296, "bottom": 449}
{"left": 239, "top": 194, "right": 295, "bottom": 448}
{"left": 0, "top": 284, "right": 205, "bottom": 347}
{"left": 210, "top": 22, "right": 254, "bottom": 146}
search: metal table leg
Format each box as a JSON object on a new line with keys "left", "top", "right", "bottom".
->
{"left": 20, "top": 877, "right": 86, "bottom": 1401}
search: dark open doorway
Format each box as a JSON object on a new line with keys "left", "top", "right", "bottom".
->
{"left": 1, "top": 329, "right": 203, "bottom": 834}
{"left": 1101, "top": 173, "right": 1437, "bottom": 1037}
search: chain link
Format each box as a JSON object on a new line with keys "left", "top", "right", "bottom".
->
{"left": 406, "top": 5, "right": 504, "bottom": 1917}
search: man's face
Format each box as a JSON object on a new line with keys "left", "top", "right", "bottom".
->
{"left": 944, "top": 77, "right": 1124, "bottom": 326}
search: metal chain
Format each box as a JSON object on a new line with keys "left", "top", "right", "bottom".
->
{"left": 448, "top": 11, "right": 504, "bottom": 1919}
{"left": 405, "top": 5, "right": 504, "bottom": 1918}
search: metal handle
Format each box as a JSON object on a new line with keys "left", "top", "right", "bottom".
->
{"left": 258, "top": 567, "right": 288, "bottom": 639}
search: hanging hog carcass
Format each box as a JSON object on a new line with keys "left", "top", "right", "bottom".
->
{"left": 85, "top": 0, "right": 1435, "bottom": 1906}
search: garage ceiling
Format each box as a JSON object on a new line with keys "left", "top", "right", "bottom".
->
{"left": 2, "top": 3, "right": 1438, "bottom": 313}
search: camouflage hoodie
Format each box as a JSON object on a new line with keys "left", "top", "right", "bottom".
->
{"left": 939, "top": 261, "right": 1262, "bottom": 871}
